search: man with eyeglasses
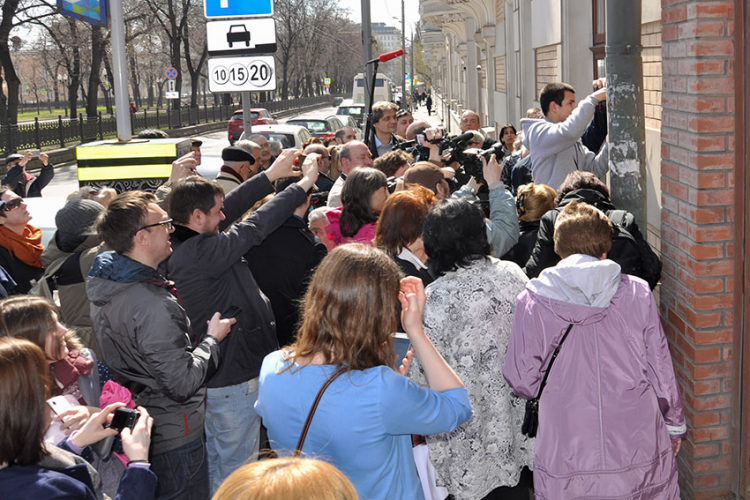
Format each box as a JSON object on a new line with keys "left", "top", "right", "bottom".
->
{"left": 0, "top": 187, "right": 44, "bottom": 294}
{"left": 2, "top": 150, "right": 55, "bottom": 198}
{"left": 86, "top": 191, "right": 236, "bottom": 500}
{"left": 162, "top": 150, "right": 319, "bottom": 493}
{"left": 303, "top": 144, "right": 334, "bottom": 192}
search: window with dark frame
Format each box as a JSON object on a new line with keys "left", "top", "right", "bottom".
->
{"left": 592, "top": 0, "right": 606, "bottom": 79}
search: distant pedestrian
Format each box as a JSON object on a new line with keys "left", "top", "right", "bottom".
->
{"left": 425, "top": 94, "right": 433, "bottom": 116}
{"left": 2, "top": 150, "right": 54, "bottom": 198}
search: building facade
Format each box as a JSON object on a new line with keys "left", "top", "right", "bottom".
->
{"left": 419, "top": 0, "right": 748, "bottom": 498}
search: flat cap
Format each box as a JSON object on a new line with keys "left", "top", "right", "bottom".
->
{"left": 221, "top": 146, "right": 255, "bottom": 164}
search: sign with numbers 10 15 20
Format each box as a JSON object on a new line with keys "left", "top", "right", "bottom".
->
{"left": 208, "top": 56, "right": 276, "bottom": 92}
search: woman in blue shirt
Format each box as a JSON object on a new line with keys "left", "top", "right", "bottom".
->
{"left": 256, "top": 244, "right": 472, "bottom": 500}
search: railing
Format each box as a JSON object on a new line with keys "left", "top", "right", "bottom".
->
{"left": 0, "top": 94, "right": 337, "bottom": 158}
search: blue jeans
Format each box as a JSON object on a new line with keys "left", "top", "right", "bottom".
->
{"left": 149, "top": 436, "right": 209, "bottom": 500}
{"left": 205, "top": 378, "right": 261, "bottom": 494}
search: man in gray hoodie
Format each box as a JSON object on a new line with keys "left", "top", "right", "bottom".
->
{"left": 521, "top": 81, "right": 608, "bottom": 191}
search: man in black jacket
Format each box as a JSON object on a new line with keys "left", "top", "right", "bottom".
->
{"left": 2, "top": 150, "right": 54, "bottom": 197}
{"left": 246, "top": 176, "right": 327, "bottom": 347}
{"left": 163, "top": 150, "right": 319, "bottom": 493}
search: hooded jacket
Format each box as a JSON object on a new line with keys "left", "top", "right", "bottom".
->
{"left": 504, "top": 254, "right": 685, "bottom": 499}
{"left": 87, "top": 252, "right": 220, "bottom": 455}
{"left": 41, "top": 233, "right": 105, "bottom": 355}
{"left": 521, "top": 95, "right": 609, "bottom": 191}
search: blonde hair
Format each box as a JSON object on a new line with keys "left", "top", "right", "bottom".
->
{"left": 553, "top": 201, "right": 613, "bottom": 259}
{"left": 515, "top": 183, "right": 556, "bottom": 222}
{"left": 213, "top": 457, "right": 358, "bottom": 500}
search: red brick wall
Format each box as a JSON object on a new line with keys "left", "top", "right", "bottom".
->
{"left": 660, "top": 0, "right": 736, "bottom": 498}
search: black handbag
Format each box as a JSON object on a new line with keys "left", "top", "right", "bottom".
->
{"left": 521, "top": 323, "right": 574, "bottom": 438}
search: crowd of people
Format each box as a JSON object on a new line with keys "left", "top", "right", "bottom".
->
{"left": 0, "top": 78, "right": 685, "bottom": 500}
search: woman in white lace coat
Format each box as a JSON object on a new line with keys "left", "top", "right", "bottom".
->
{"left": 412, "top": 198, "right": 534, "bottom": 500}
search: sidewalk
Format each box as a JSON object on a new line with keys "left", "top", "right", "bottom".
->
{"left": 409, "top": 99, "right": 445, "bottom": 129}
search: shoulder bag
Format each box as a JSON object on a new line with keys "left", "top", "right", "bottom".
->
{"left": 294, "top": 365, "right": 348, "bottom": 457}
{"left": 521, "top": 323, "right": 574, "bottom": 438}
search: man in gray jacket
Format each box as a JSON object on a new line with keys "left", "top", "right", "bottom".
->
{"left": 163, "top": 151, "right": 319, "bottom": 493}
{"left": 522, "top": 81, "right": 608, "bottom": 191}
{"left": 87, "top": 191, "right": 234, "bottom": 500}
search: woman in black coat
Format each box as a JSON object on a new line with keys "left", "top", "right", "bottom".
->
{"left": 523, "top": 171, "right": 662, "bottom": 289}
{"left": 501, "top": 183, "right": 556, "bottom": 268}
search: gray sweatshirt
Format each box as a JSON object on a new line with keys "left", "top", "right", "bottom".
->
{"left": 521, "top": 94, "right": 609, "bottom": 191}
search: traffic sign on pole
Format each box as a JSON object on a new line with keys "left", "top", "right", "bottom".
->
{"left": 324, "top": 78, "right": 331, "bottom": 85}
{"left": 165, "top": 67, "right": 178, "bottom": 80}
{"left": 204, "top": 0, "right": 273, "bottom": 19}
{"left": 206, "top": 18, "right": 277, "bottom": 56}
{"left": 208, "top": 56, "right": 276, "bottom": 92}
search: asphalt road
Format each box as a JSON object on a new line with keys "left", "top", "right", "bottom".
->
{"left": 43, "top": 105, "right": 340, "bottom": 198}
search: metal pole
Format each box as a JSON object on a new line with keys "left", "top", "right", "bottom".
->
{"left": 110, "top": 0, "right": 132, "bottom": 141}
{"left": 361, "top": 0, "right": 373, "bottom": 111}
{"left": 242, "top": 91, "right": 252, "bottom": 140}
{"left": 400, "top": 0, "right": 406, "bottom": 109}
{"left": 606, "top": 0, "right": 646, "bottom": 229}
{"left": 410, "top": 30, "right": 414, "bottom": 109}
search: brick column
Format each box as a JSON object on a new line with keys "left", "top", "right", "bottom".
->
{"left": 660, "top": 1, "right": 736, "bottom": 498}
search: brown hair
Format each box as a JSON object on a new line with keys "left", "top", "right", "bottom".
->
{"left": 555, "top": 170, "right": 610, "bottom": 204}
{"left": 328, "top": 146, "right": 342, "bottom": 180}
{"left": 553, "top": 201, "right": 613, "bottom": 259}
{"left": 375, "top": 186, "right": 436, "bottom": 256}
{"left": 373, "top": 149, "right": 413, "bottom": 178}
{"left": 371, "top": 101, "right": 398, "bottom": 125}
{"left": 169, "top": 176, "right": 225, "bottom": 225}
{"left": 283, "top": 244, "right": 402, "bottom": 371}
{"left": 0, "top": 186, "right": 9, "bottom": 218}
{"left": 0, "top": 337, "right": 52, "bottom": 466}
{"left": 515, "top": 183, "right": 557, "bottom": 222}
{"left": 0, "top": 296, "right": 60, "bottom": 361}
{"left": 96, "top": 191, "right": 156, "bottom": 254}
{"left": 213, "top": 457, "right": 357, "bottom": 500}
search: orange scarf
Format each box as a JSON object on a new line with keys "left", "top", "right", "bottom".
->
{"left": 0, "top": 224, "right": 44, "bottom": 268}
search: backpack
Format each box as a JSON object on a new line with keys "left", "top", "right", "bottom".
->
{"left": 606, "top": 210, "right": 662, "bottom": 289}
{"left": 29, "top": 255, "right": 67, "bottom": 300}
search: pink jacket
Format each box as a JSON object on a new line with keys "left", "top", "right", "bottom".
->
{"left": 325, "top": 208, "right": 376, "bottom": 247}
{"left": 503, "top": 255, "right": 685, "bottom": 499}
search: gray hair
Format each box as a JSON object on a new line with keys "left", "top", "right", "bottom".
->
{"left": 308, "top": 206, "right": 331, "bottom": 225}
{"left": 235, "top": 140, "right": 260, "bottom": 156}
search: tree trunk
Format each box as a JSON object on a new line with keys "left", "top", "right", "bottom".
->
{"left": 86, "top": 26, "right": 105, "bottom": 117}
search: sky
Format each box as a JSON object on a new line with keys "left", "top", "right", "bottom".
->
{"left": 340, "top": 0, "right": 421, "bottom": 31}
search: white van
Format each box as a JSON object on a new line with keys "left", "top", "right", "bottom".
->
{"left": 352, "top": 73, "right": 393, "bottom": 104}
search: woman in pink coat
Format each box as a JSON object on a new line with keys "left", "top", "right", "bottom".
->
{"left": 503, "top": 201, "right": 686, "bottom": 499}
{"left": 325, "top": 167, "right": 388, "bottom": 247}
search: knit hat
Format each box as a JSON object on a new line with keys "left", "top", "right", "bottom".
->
{"left": 55, "top": 199, "right": 104, "bottom": 235}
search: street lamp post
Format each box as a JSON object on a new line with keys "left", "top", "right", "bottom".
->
{"left": 400, "top": 0, "right": 406, "bottom": 109}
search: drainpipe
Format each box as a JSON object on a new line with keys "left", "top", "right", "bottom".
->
{"left": 606, "top": 0, "right": 646, "bottom": 229}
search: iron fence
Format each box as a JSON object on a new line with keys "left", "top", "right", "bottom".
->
{"left": 0, "top": 95, "right": 335, "bottom": 158}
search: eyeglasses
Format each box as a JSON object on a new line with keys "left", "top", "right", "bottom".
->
{"left": 137, "top": 218, "right": 173, "bottom": 233}
{"left": 2, "top": 198, "right": 23, "bottom": 212}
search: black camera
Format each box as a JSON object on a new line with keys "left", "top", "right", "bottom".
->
{"left": 110, "top": 407, "right": 140, "bottom": 431}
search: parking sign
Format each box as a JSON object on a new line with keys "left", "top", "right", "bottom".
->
{"left": 208, "top": 56, "right": 276, "bottom": 92}
{"left": 206, "top": 19, "right": 277, "bottom": 56}
{"left": 204, "top": 0, "right": 273, "bottom": 19}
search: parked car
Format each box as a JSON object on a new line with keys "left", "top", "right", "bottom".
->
{"left": 239, "top": 124, "right": 312, "bottom": 150}
{"left": 227, "top": 108, "right": 278, "bottom": 145}
{"left": 336, "top": 100, "right": 366, "bottom": 129}
{"left": 285, "top": 115, "right": 345, "bottom": 141}
{"left": 339, "top": 116, "right": 363, "bottom": 140}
